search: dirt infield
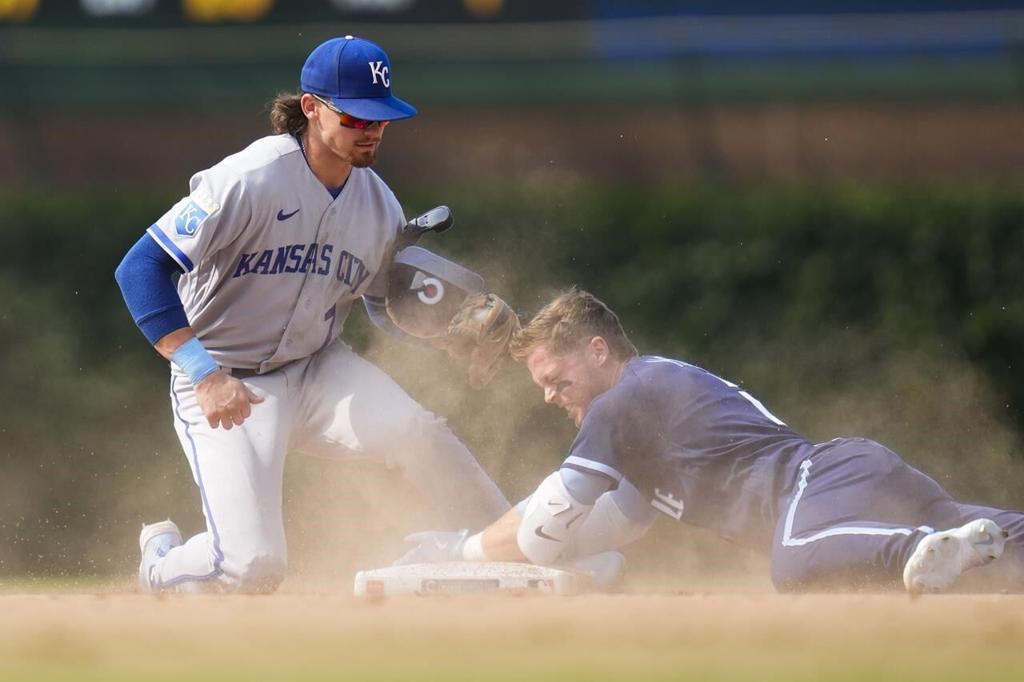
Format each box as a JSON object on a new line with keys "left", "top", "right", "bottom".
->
{"left": 2, "top": 585, "right": 1023, "bottom": 682}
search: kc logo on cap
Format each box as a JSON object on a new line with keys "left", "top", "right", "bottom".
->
{"left": 368, "top": 61, "right": 389, "bottom": 87}
{"left": 300, "top": 35, "right": 416, "bottom": 122}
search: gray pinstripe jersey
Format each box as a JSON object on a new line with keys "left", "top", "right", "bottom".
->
{"left": 148, "top": 134, "right": 404, "bottom": 372}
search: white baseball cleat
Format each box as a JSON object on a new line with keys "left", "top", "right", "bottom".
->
{"left": 138, "top": 519, "right": 182, "bottom": 592}
{"left": 903, "top": 518, "right": 1008, "bottom": 594}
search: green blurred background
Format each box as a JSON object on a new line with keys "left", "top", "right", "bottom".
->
{"left": 2, "top": 0, "right": 1024, "bottom": 585}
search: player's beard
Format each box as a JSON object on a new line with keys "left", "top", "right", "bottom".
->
{"left": 350, "top": 141, "right": 380, "bottom": 168}
{"left": 351, "top": 149, "right": 377, "bottom": 168}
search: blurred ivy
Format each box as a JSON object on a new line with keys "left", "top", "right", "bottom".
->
{"left": 2, "top": 182, "right": 1023, "bottom": 576}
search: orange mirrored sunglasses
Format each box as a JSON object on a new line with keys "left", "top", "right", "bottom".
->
{"left": 310, "top": 94, "right": 387, "bottom": 130}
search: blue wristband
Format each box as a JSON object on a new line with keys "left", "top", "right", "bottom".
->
{"left": 171, "top": 337, "right": 221, "bottom": 386}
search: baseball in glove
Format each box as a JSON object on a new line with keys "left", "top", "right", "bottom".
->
{"left": 444, "top": 293, "right": 520, "bottom": 389}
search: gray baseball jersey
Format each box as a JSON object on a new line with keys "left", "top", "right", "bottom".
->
{"left": 147, "top": 133, "right": 402, "bottom": 372}
{"left": 141, "top": 133, "right": 510, "bottom": 593}
{"left": 134, "top": 34, "right": 511, "bottom": 594}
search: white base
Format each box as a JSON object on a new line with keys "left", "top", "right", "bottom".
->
{"left": 353, "top": 561, "right": 587, "bottom": 597}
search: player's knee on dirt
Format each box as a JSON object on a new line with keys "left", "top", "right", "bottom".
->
{"left": 229, "top": 553, "right": 288, "bottom": 594}
{"left": 219, "top": 539, "right": 287, "bottom": 593}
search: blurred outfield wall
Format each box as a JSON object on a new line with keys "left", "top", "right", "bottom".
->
{"left": 2, "top": 1, "right": 1024, "bottom": 187}
{"left": 2, "top": 2, "right": 1024, "bottom": 580}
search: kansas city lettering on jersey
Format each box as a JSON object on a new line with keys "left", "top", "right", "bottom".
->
{"left": 231, "top": 242, "right": 371, "bottom": 290}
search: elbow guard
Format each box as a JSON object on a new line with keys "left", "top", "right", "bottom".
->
{"left": 517, "top": 471, "right": 593, "bottom": 565}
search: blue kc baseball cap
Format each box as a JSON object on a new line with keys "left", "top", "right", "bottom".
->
{"left": 300, "top": 35, "right": 417, "bottom": 122}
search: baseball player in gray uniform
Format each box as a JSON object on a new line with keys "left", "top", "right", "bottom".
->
{"left": 115, "top": 36, "right": 511, "bottom": 593}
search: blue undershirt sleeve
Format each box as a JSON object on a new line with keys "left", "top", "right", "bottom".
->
{"left": 603, "top": 477, "right": 658, "bottom": 523}
{"left": 559, "top": 467, "right": 613, "bottom": 506}
{"left": 115, "top": 233, "right": 190, "bottom": 345}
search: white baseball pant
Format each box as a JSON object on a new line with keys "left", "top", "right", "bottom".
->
{"left": 150, "top": 339, "right": 510, "bottom": 593}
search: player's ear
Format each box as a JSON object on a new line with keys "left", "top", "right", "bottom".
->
{"left": 588, "top": 336, "right": 610, "bottom": 365}
{"left": 300, "top": 93, "right": 318, "bottom": 120}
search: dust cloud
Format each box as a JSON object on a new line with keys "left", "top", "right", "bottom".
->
{"left": 279, "top": 268, "right": 576, "bottom": 585}
{"left": 279, "top": 293, "right": 1024, "bottom": 592}
{"left": 30, "top": 257, "right": 1014, "bottom": 593}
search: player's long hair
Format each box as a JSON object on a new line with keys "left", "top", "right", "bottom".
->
{"left": 269, "top": 92, "right": 308, "bottom": 136}
{"left": 510, "top": 288, "right": 638, "bottom": 362}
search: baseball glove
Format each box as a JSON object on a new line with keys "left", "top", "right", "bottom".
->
{"left": 444, "top": 293, "right": 520, "bottom": 389}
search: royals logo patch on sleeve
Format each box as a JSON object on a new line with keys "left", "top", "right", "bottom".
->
{"left": 175, "top": 200, "right": 210, "bottom": 237}
{"left": 174, "top": 200, "right": 209, "bottom": 237}
{"left": 174, "top": 191, "right": 219, "bottom": 238}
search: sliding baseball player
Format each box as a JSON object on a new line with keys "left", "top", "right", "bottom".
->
{"left": 398, "top": 288, "right": 1024, "bottom": 594}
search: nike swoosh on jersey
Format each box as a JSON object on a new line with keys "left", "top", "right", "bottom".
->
{"left": 276, "top": 208, "right": 300, "bottom": 221}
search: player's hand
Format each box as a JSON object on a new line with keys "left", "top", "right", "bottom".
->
{"left": 194, "top": 370, "right": 265, "bottom": 430}
{"left": 392, "top": 529, "right": 469, "bottom": 566}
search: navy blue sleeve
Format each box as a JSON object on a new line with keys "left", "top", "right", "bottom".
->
{"left": 563, "top": 397, "right": 630, "bottom": 486}
{"left": 562, "top": 380, "right": 661, "bottom": 490}
{"left": 114, "top": 233, "right": 190, "bottom": 345}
